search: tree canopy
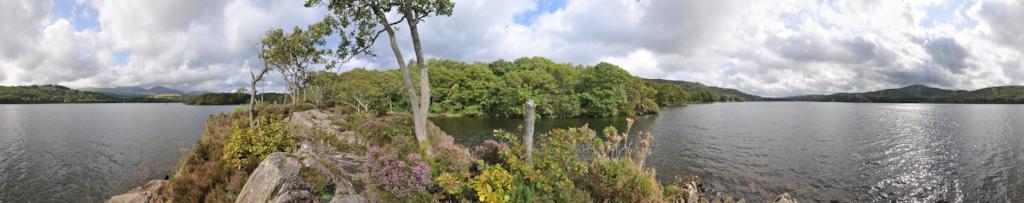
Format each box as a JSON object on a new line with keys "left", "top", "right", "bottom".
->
{"left": 309, "top": 57, "right": 760, "bottom": 118}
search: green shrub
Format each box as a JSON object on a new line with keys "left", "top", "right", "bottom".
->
{"left": 222, "top": 114, "right": 298, "bottom": 171}
{"left": 493, "top": 128, "right": 593, "bottom": 202}
{"left": 476, "top": 118, "right": 666, "bottom": 202}
{"left": 589, "top": 158, "right": 663, "bottom": 202}
{"left": 435, "top": 172, "right": 467, "bottom": 199}
{"left": 430, "top": 143, "right": 474, "bottom": 201}
{"left": 468, "top": 162, "right": 514, "bottom": 203}
{"left": 163, "top": 113, "right": 248, "bottom": 202}
{"left": 300, "top": 166, "right": 334, "bottom": 201}
{"left": 587, "top": 121, "right": 663, "bottom": 202}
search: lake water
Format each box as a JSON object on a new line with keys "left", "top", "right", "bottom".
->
{"left": 0, "top": 103, "right": 236, "bottom": 202}
{"left": 434, "top": 102, "right": 1024, "bottom": 202}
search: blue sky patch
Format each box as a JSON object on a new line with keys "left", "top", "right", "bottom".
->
{"left": 114, "top": 51, "right": 130, "bottom": 65}
{"left": 920, "top": 0, "right": 978, "bottom": 29}
{"left": 514, "top": 0, "right": 568, "bottom": 26}
{"left": 52, "top": 0, "right": 99, "bottom": 30}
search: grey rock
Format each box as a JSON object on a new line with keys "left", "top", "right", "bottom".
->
{"left": 235, "top": 152, "right": 303, "bottom": 203}
{"left": 330, "top": 194, "right": 367, "bottom": 203}
{"left": 107, "top": 180, "right": 167, "bottom": 203}
{"left": 773, "top": 193, "right": 796, "bottom": 203}
{"left": 270, "top": 190, "right": 315, "bottom": 203}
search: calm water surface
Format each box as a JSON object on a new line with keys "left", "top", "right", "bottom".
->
{"left": 0, "top": 103, "right": 235, "bottom": 202}
{"left": 434, "top": 102, "right": 1024, "bottom": 202}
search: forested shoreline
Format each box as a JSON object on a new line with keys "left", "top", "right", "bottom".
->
{"left": 0, "top": 85, "right": 184, "bottom": 104}
{"left": 184, "top": 92, "right": 289, "bottom": 105}
{"left": 309, "top": 57, "right": 761, "bottom": 118}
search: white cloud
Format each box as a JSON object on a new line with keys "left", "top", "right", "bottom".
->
{"left": 601, "top": 49, "right": 661, "bottom": 79}
{"left": 1, "top": 0, "right": 1023, "bottom": 96}
{"left": 0, "top": 0, "right": 327, "bottom": 92}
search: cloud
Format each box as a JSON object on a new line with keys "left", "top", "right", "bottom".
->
{"left": 921, "top": 37, "right": 969, "bottom": 73}
{"left": 972, "top": 0, "right": 1024, "bottom": 52}
{"left": 0, "top": 0, "right": 327, "bottom": 92}
{"left": 601, "top": 49, "right": 661, "bottom": 79}
{"left": 2, "top": 0, "right": 1024, "bottom": 96}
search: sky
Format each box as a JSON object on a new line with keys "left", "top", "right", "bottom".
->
{"left": 1, "top": 0, "right": 1023, "bottom": 97}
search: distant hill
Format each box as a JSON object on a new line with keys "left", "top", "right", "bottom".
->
{"left": 185, "top": 92, "right": 288, "bottom": 105}
{"left": 84, "top": 85, "right": 198, "bottom": 96}
{"left": 0, "top": 85, "right": 120, "bottom": 103}
{"left": 0, "top": 85, "right": 192, "bottom": 104}
{"left": 778, "top": 84, "right": 1024, "bottom": 103}
{"left": 645, "top": 79, "right": 762, "bottom": 103}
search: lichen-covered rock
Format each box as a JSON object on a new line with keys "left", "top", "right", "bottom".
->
{"left": 773, "top": 193, "right": 796, "bottom": 203}
{"left": 269, "top": 189, "right": 315, "bottom": 203}
{"left": 330, "top": 194, "right": 367, "bottom": 203}
{"left": 107, "top": 180, "right": 167, "bottom": 203}
{"left": 235, "top": 152, "right": 306, "bottom": 203}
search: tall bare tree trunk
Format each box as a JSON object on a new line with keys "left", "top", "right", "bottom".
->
{"left": 524, "top": 100, "right": 536, "bottom": 163}
{"left": 374, "top": 6, "right": 431, "bottom": 155}
{"left": 404, "top": 7, "right": 433, "bottom": 155}
{"left": 249, "top": 73, "right": 259, "bottom": 128}
{"left": 249, "top": 60, "right": 270, "bottom": 129}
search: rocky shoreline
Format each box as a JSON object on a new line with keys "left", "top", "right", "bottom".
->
{"left": 110, "top": 109, "right": 372, "bottom": 203}
{"left": 110, "top": 109, "right": 798, "bottom": 203}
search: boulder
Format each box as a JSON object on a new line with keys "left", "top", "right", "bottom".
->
{"left": 235, "top": 152, "right": 307, "bottom": 203}
{"left": 107, "top": 180, "right": 167, "bottom": 203}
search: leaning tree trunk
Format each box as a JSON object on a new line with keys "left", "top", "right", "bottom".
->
{"left": 405, "top": 8, "right": 433, "bottom": 156}
{"left": 374, "top": 6, "right": 430, "bottom": 155}
{"left": 249, "top": 80, "right": 258, "bottom": 128}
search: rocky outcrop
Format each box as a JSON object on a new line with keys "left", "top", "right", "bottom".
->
{"left": 231, "top": 110, "right": 370, "bottom": 203}
{"left": 289, "top": 109, "right": 333, "bottom": 130}
{"left": 107, "top": 180, "right": 167, "bottom": 203}
{"left": 235, "top": 152, "right": 313, "bottom": 203}
{"left": 291, "top": 110, "right": 362, "bottom": 146}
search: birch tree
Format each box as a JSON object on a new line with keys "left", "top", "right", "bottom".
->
{"left": 305, "top": 0, "right": 455, "bottom": 155}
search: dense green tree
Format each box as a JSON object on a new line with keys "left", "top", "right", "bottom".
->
{"left": 310, "top": 69, "right": 405, "bottom": 114}
{"left": 647, "top": 81, "right": 688, "bottom": 106}
{"left": 579, "top": 63, "right": 633, "bottom": 117}
{"left": 307, "top": 57, "right": 763, "bottom": 118}
{"left": 305, "top": 0, "right": 456, "bottom": 155}
{"left": 261, "top": 18, "right": 335, "bottom": 105}
{"left": 0, "top": 85, "right": 119, "bottom": 103}
{"left": 184, "top": 93, "right": 288, "bottom": 105}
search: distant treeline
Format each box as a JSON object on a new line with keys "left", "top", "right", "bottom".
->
{"left": 0, "top": 85, "right": 184, "bottom": 104}
{"left": 308, "top": 57, "right": 760, "bottom": 118}
{"left": 775, "top": 84, "right": 1024, "bottom": 103}
{"left": 184, "top": 93, "right": 289, "bottom": 105}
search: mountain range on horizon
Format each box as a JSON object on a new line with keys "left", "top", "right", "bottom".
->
{"left": 4, "top": 81, "right": 1024, "bottom": 104}
{"left": 776, "top": 84, "right": 1024, "bottom": 103}
{"left": 82, "top": 86, "right": 209, "bottom": 96}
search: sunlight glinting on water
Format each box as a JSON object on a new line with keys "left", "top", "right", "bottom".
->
{"left": 868, "top": 104, "right": 964, "bottom": 202}
{"left": 439, "top": 103, "right": 1024, "bottom": 201}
